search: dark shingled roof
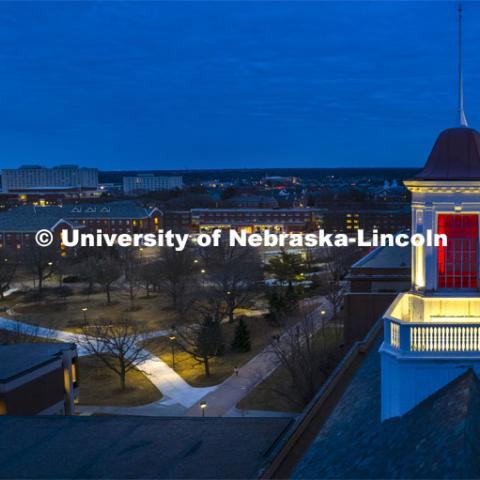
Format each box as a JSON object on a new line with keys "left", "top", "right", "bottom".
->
{"left": 0, "top": 343, "right": 76, "bottom": 382}
{"left": 0, "top": 416, "right": 291, "bottom": 479}
{"left": 11, "top": 201, "right": 156, "bottom": 220}
{"left": 0, "top": 201, "right": 157, "bottom": 232}
{"left": 415, "top": 127, "right": 480, "bottom": 180}
{"left": 0, "top": 213, "right": 77, "bottom": 233}
{"left": 293, "top": 340, "right": 480, "bottom": 479}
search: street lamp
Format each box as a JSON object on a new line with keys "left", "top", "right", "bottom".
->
{"left": 169, "top": 333, "right": 176, "bottom": 370}
{"left": 200, "top": 401, "right": 207, "bottom": 417}
{"left": 81, "top": 307, "right": 88, "bottom": 324}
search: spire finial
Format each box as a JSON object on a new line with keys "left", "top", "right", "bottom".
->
{"left": 458, "top": 3, "right": 468, "bottom": 127}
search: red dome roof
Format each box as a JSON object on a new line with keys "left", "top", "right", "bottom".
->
{"left": 415, "top": 127, "right": 480, "bottom": 180}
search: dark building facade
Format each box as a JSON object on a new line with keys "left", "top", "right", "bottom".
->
{"left": 0, "top": 343, "right": 79, "bottom": 416}
{"left": 0, "top": 201, "right": 162, "bottom": 250}
{"left": 344, "top": 245, "right": 410, "bottom": 345}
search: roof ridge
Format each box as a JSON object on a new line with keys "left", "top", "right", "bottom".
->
{"left": 460, "top": 369, "right": 480, "bottom": 476}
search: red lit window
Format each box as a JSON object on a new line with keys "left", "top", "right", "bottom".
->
{"left": 437, "top": 214, "right": 478, "bottom": 289}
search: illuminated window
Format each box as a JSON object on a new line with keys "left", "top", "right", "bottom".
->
{"left": 438, "top": 214, "right": 478, "bottom": 289}
{"left": 71, "top": 360, "right": 78, "bottom": 385}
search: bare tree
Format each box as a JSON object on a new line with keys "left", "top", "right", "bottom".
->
{"left": 156, "top": 246, "right": 198, "bottom": 314}
{"left": 140, "top": 261, "right": 158, "bottom": 298}
{"left": 119, "top": 247, "right": 142, "bottom": 309}
{"left": 0, "top": 250, "right": 17, "bottom": 300}
{"left": 80, "top": 315, "right": 149, "bottom": 390}
{"left": 318, "top": 246, "right": 361, "bottom": 318}
{"left": 21, "top": 243, "right": 57, "bottom": 295}
{"left": 90, "top": 256, "right": 122, "bottom": 305}
{"left": 267, "top": 311, "right": 344, "bottom": 410}
{"left": 0, "top": 319, "right": 56, "bottom": 344}
{"left": 175, "top": 316, "right": 224, "bottom": 378}
{"left": 199, "top": 242, "right": 262, "bottom": 323}
{"left": 53, "top": 254, "right": 71, "bottom": 287}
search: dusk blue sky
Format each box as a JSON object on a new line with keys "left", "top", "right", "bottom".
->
{"left": 0, "top": 1, "right": 479, "bottom": 170}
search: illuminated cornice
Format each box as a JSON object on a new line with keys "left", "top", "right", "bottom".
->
{"left": 404, "top": 180, "right": 480, "bottom": 194}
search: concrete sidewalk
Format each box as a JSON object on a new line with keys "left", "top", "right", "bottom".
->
{"left": 185, "top": 299, "right": 332, "bottom": 417}
{"left": 0, "top": 316, "right": 218, "bottom": 409}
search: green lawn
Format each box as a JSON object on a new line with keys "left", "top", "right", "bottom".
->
{"left": 78, "top": 355, "right": 162, "bottom": 406}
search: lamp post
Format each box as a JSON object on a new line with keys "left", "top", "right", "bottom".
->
{"left": 169, "top": 333, "right": 176, "bottom": 370}
{"left": 200, "top": 401, "right": 207, "bottom": 417}
{"left": 320, "top": 308, "right": 327, "bottom": 326}
{"left": 81, "top": 307, "right": 88, "bottom": 324}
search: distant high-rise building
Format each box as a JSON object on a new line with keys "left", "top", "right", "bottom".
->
{"left": 1, "top": 165, "right": 98, "bottom": 193}
{"left": 123, "top": 174, "right": 183, "bottom": 195}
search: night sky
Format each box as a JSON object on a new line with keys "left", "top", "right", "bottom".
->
{"left": 0, "top": 1, "right": 479, "bottom": 170}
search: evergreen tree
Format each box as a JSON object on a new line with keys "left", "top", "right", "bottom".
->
{"left": 231, "top": 317, "right": 251, "bottom": 352}
{"left": 285, "top": 283, "right": 299, "bottom": 312}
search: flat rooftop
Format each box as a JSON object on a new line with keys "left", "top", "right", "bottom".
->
{"left": 351, "top": 244, "right": 410, "bottom": 270}
{"left": 0, "top": 343, "right": 75, "bottom": 382}
{"left": 0, "top": 416, "right": 291, "bottom": 479}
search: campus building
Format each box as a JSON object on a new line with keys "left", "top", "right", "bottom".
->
{"left": 323, "top": 205, "right": 411, "bottom": 234}
{"left": 123, "top": 175, "right": 183, "bottom": 195}
{"left": 190, "top": 208, "right": 324, "bottom": 233}
{"left": 0, "top": 343, "right": 79, "bottom": 415}
{"left": 344, "top": 244, "right": 410, "bottom": 345}
{"left": 381, "top": 127, "right": 480, "bottom": 420}
{"left": 0, "top": 201, "right": 162, "bottom": 250}
{"left": 1, "top": 165, "right": 98, "bottom": 193}
{"left": 261, "top": 126, "right": 480, "bottom": 479}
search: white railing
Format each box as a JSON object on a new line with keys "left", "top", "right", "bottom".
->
{"left": 386, "top": 318, "right": 480, "bottom": 354}
{"left": 390, "top": 322, "right": 400, "bottom": 349}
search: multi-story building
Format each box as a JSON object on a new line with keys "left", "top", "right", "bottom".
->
{"left": 2, "top": 165, "right": 98, "bottom": 193}
{"left": 189, "top": 208, "right": 324, "bottom": 233}
{"left": 42, "top": 201, "right": 162, "bottom": 235}
{"left": 162, "top": 210, "right": 192, "bottom": 232}
{"left": 123, "top": 175, "right": 183, "bottom": 195}
{"left": 323, "top": 205, "right": 411, "bottom": 234}
{"left": 0, "top": 343, "right": 79, "bottom": 415}
{"left": 0, "top": 201, "right": 162, "bottom": 250}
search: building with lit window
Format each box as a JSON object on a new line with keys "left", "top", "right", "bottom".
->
{"left": 123, "top": 174, "right": 183, "bottom": 195}
{"left": 323, "top": 205, "right": 410, "bottom": 234}
{"left": 1, "top": 165, "right": 98, "bottom": 193}
{"left": 0, "top": 343, "right": 78, "bottom": 415}
{"left": 0, "top": 201, "right": 162, "bottom": 250}
{"left": 381, "top": 127, "right": 480, "bottom": 420}
{"left": 190, "top": 208, "right": 324, "bottom": 233}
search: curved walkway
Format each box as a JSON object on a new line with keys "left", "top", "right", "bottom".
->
{"left": 185, "top": 298, "right": 333, "bottom": 417}
{"left": 0, "top": 316, "right": 216, "bottom": 409}
{"left": 0, "top": 295, "right": 331, "bottom": 415}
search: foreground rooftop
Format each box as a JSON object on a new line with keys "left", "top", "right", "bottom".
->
{"left": 0, "top": 343, "right": 76, "bottom": 382}
{"left": 292, "top": 337, "right": 480, "bottom": 479}
{"left": 0, "top": 416, "right": 291, "bottom": 479}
